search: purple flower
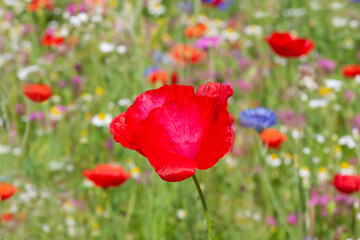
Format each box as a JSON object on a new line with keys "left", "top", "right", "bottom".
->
{"left": 237, "top": 79, "right": 252, "bottom": 92}
{"left": 317, "top": 59, "right": 336, "bottom": 71}
{"left": 104, "top": 138, "right": 114, "bottom": 150}
{"left": 14, "top": 104, "right": 25, "bottom": 115}
{"left": 287, "top": 213, "right": 298, "bottom": 226}
{"left": 29, "top": 111, "right": 45, "bottom": 121}
{"left": 276, "top": 109, "right": 307, "bottom": 128}
{"left": 194, "top": 36, "right": 221, "bottom": 49}
{"left": 344, "top": 90, "right": 355, "bottom": 101}
{"left": 239, "top": 107, "right": 277, "bottom": 131}
{"left": 266, "top": 216, "right": 277, "bottom": 226}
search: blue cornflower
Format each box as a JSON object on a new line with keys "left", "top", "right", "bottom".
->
{"left": 239, "top": 107, "right": 277, "bottom": 131}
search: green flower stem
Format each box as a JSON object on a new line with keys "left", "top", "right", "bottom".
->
{"left": 192, "top": 174, "right": 212, "bottom": 240}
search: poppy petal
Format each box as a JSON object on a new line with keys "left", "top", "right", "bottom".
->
{"left": 196, "top": 82, "right": 233, "bottom": 106}
{"left": 194, "top": 99, "right": 234, "bottom": 169}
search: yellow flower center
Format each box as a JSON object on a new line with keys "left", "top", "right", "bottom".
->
{"left": 98, "top": 113, "right": 106, "bottom": 120}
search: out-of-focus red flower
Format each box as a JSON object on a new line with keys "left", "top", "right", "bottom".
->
{"left": 342, "top": 65, "right": 360, "bottom": 78}
{"left": 23, "top": 84, "right": 52, "bottom": 103}
{"left": 83, "top": 164, "right": 131, "bottom": 188}
{"left": 0, "top": 213, "right": 14, "bottom": 222}
{"left": 110, "top": 82, "right": 234, "bottom": 182}
{"left": 185, "top": 23, "right": 207, "bottom": 38}
{"left": 266, "top": 32, "right": 314, "bottom": 58}
{"left": 261, "top": 128, "right": 286, "bottom": 149}
{"left": 41, "top": 34, "right": 65, "bottom": 47}
{"left": 27, "top": 0, "right": 54, "bottom": 12}
{"left": 170, "top": 44, "right": 207, "bottom": 66}
{"left": 333, "top": 174, "right": 360, "bottom": 194}
{"left": 147, "top": 69, "right": 168, "bottom": 84}
{"left": 170, "top": 71, "right": 178, "bottom": 84}
{"left": 0, "top": 183, "right": 18, "bottom": 201}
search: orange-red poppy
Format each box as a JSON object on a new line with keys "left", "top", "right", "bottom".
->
{"left": 27, "top": 0, "right": 54, "bottom": 12}
{"left": 342, "top": 64, "right": 360, "bottom": 78}
{"left": 170, "top": 44, "right": 207, "bottom": 66}
{"left": 185, "top": 23, "right": 207, "bottom": 38}
{"left": 23, "top": 84, "right": 52, "bottom": 103}
{"left": 0, "top": 183, "right": 18, "bottom": 201}
{"left": 261, "top": 128, "right": 286, "bottom": 149}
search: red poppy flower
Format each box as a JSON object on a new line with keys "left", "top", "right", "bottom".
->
{"left": 23, "top": 84, "right": 52, "bottom": 103}
{"left": 83, "top": 164, "right": 131, "bottom": 188}
{"left": 261, "top": 128, "right": 286, "bottom": 149}
{"left": 27, "top": 0, "right": 54, "bottom": 12}
{"left": 1, "top": 213, "right": 14, "bottom": 222}
{"left": 0, "top": 183, "right": 18, "bottom": 201}
{"left": 110, "top": 82, "right": 234, "bottom": 182}
{"left": 342, "top": 65, "right": 360, "bottom": 78}
{"left": 185, "top": 23, "right": 207, "bottom": 38}
{"left": 170, "top": 44, "right": 207, "bottom": 66}
{"left": 147, "top": 69, "right": 168, "bottom": 84}
{"left": 41, "top": 34, "right": 65, "bottom": 47}
{"left": 333, "top": 174, "right": 360, "bottom": 194}
{"left": 266, "top": 32, "right": 314, "bottom": 58}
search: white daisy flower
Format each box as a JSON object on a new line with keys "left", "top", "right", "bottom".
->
{"left": 244, "top": 25, "right": 263, "bottom": 37}
{"left": 99, "top": 42, "right": 116, "bottom": 53}
{"left": 299, "top": 166, "right": 310, "bottom": 179}
{"left": 118, "top": 98, "right": 132, "bottom": 107}
{"left": 338, "top": 135, "right": 356, "bottom": 149}
{"left": 176, "top": 209, "right": 187, "bottom": 220}
{"left": 91, "top": 113, "right": 112, "bottom": 127}
{"left": 266, "top": 154, "right": 282, "bottom": 167}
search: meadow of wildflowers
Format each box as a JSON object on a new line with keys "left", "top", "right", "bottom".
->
{"left": 1, "top": 0, "right": 360, "bottom": 239}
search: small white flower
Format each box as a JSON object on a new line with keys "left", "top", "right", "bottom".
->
{"left": 91, "top": 113, "right": 112, "bottom": 127}
{"left": 176, "top": 209, "right": 187, "bottom": 220}
{"left": 332, "top": 17, "right": 347, "bottom": 28}
{"left": 310, "top": 2, "right": 321, "bottom": 10}
{"left": 308, "top": 99, "right": 327, "bottom": 108}
{"left": 118, "top": 98, "right": 132, "bottom": 107}
{"left": 350, "top": 20, "right": 359, "bottom": 29}
{"left": 0, "top": 53, "right": 13, "bottom": 67}
{"left": 291, "top": 129, "right": 304, "bottom": 139}
{"left": 77, "top": 13, "right": 89, "bottom": 22}
{"left": 0, "top": 144, "right": 11, "bottom": 155}
{"left": 65, "top": 216, "right": 76, "bottom": 227}
{"left": 17, "top": 65, "right": 39, "bottom": 81}
{"left": 91, "top": 15, "right": 103, "bottom": 23}
{"left": 299, "top": 166, "right": 310, "bottom": 179}
{"left": 317, "top": 167, "right": 328, "bottom": 183}
{"left": 222, "top": 28, "right": 240, "bottom": 42}
{"left": 330, "top": 2, "right": 344, "bottom": 10}
{"left": 314, "top": 134, "right": 325, "bottom": 143}
{"left": 254, "top": 11, "right": 269, "bottom": 18}
{"left": 338, "top": 135, "right": 356, "bottom": 149}
{"left": 49, "top": 161, "right": 64, "bottom": 171}
{"left": 266, "top": 154, "right": 282, "bottom": 167}
{"left": 339, "top": 162, "right": 356, "bottom": 175}
{"left": 42, "top": 224, "right": 51, "bottom": 233}
{"left": 355, "top": 75, "right": 360, "bottom": 84}
{"left": 99, "top": 42, "right": 115, "bottom": 53}
{"left": 283, "top": 8, "right": 305, "bottom": 18}
{"left": 12, "top": 147, "right": 22, "bottom": 156}
{"left": 274, "top": 56, "right": 287, "bottom": 66}
{"left": 325, "top": 79, "right": 342, "bottom": 92}
{"left": 117, "top": 45, "right": 127, "bottom": 54}
{"left": 244, "top": 25, "right": 263, "bottom": 37}
{"left": 226, "top": 156, "right": 237, "bottom": 168}
{"left": 312, "top": 157, "right": 320, "bottom": 164}
{"left": 148, "top": 0, "right": 166, "bottom": 16}
{"left": 302, "top": 147, "right": 311, "bottom": 155}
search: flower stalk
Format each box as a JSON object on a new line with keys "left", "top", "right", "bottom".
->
{"left": 192, "top": 174, "right": 212, "bottom": 240}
